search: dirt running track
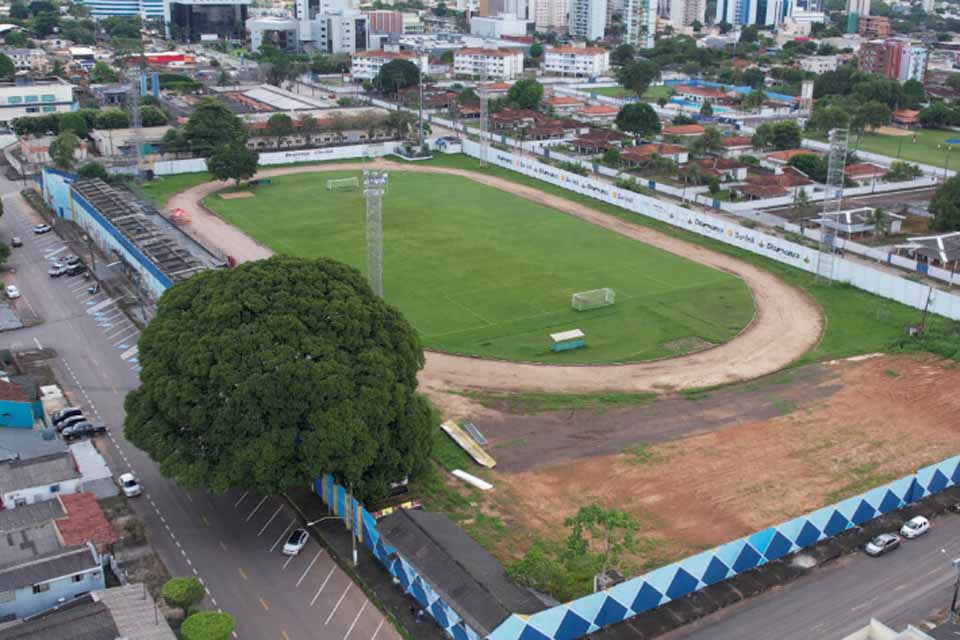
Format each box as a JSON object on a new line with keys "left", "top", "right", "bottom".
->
{"left": 167, "top": 160, "right": 823, "bottom": 393}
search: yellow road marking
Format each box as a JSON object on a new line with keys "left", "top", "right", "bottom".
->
{"left": 259, "top": 597, "right": 269, "bottom": 611}
{"left": 238, "top": 567, "right": 248, "bottom": 580}
{"left": 281, "top": 631, "right": 290, "bottom": 640}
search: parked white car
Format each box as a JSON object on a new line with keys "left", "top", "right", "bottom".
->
{"left": 900, "top": 516, "right": 930, "bottom": 539}
{"left": 282, "top": 529, "right": 309, "bottom": 556}
{"left": 5, "top": 285, "right": 20, "bottom": 299}
{"left": 118, "top": 472, "right": 142, "bottom": 498}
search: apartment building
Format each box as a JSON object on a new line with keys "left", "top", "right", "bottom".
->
{"left": 542, "top": 46, "right": 610, "bottom": 77}
{"left": 568, "top": 0, "right": 607, "bottom": 41}
{"left": 350, "top": 50, "right": 428, "bottom": 80}
{"left": 668, "top": 0, "right": 705, "bottom": 27}
{"left": 0, "top": 78, "right": 74, "bottom": 124}
{"left": 453, "top": 48, "right": 524, "bottom": 80}
{"left": 859, "top": 38, "right": 928, "bottom": 82}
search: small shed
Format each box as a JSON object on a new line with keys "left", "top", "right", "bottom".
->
{"left": 550, "top": 329, "right": 585, "bottom": 352}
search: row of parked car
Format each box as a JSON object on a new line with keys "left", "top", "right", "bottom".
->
{"left": 865, "top": 516, "right": 931, "bottom": 556}
{"left": 51, "top": 406, "right": 107, "bottom": 442}
{"left": 49, "top": 254, "right": 87, "bottom": 278}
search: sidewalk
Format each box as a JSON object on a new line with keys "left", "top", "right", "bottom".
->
{"left": 284, "top": 485, "right": 447, "bottom": 640}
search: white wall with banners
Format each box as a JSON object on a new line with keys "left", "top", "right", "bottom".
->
{"left": 460, "top": 139, "right": 960, "bottom": 321}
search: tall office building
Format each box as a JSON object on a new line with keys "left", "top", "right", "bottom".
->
{"left": 858, "top": 38, "right": 928, "bottom": 82}
{"left": 533, "top": 0, "right": 566, "bottom": 29}
{"left": 79, "top": 0, "right": 164, "bottom": 19}
{"left": 568, "top": 0, "right": 607, "bottom": 40}
{"left": 668, "top": 0, "right": 705, "bottom": 26}
{"left": 717, "top": 0, "right": 786, "bottom": 26}
{"left": 624, "top": 0, "right": 655, "bottom": 47}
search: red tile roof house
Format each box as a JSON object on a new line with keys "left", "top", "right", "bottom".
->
{"left": 691, "top": 157, "right": 750, "bottom": 181}
{"left": 576, "top": 104, "right": 619, "bottom": 125}
{"left": 621, "top": 143, "right": 689, "bottom": 167}
{"left": 673, "top": 85, "right": 737, "bottom": 105}
{"left": 540, "top": 95, "right": 586, "bottom": 116}
{"left": 892, "top": 109, "right": 920, "bottom": 127}
{"left": 845, "top": 162, "right": 887, "bottom": 186}
{"left": 568, "top": 128, "right": 630, "bottom": 153}
{"left": 719, "top": 135, "right": 755, "bottom": 158}
{"left": 661, "top": 123, "right": 705, "bottom": 138}
{"left": 55, "top": 492, "right": 117, "bottom": 552}
{"left": 761, "top": 149, "right": 823, "bottom": 173}
{"left": 737, "top": 167, "right": 814, "bottom": 198}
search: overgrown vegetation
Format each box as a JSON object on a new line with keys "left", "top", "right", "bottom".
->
{"left": 455, "top": 390, "right": 657, "bottom": 414}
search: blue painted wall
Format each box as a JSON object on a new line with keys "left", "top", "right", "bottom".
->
{"left": 0, "top": 399, "right": 33, "bottom": 428}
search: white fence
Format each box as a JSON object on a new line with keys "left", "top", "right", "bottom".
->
{"left": 460, "top": 138, "right": 960, "bottom": 321}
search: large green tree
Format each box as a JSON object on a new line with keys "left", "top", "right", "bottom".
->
{"left": 162, "top": 577, "right": 205, "bottom": 618}
{"left": 374, "top": 59, "right": 420, "bottom": 95}
{"left": 0, "top": 54, "right": 14, "bottom": 81}
{"left": 49, "top": 131, "right": 79, "bottom": 170}
{"left": 931, "top": 176, "right": 960, "bottom": 232}
{"left": 506, "top": 78, "right": 544, "bottom": 110}
{"left": 265, "top": 113, "right": 294, "bottom": 148}
{"left": 124, "top": 256, "right": 434, "bottom": 501}
{"left": 206, "top": 141, "right": 259, "bottom": 188}
{"left": 184, "top": 97, "right": 247, "bottom": 155}
{"left": 614, "top": 103, "right": 661, "bottom": 136}
{"left": 89, "top": 61, "right": 119, "bottom": 84}
{"left": 616, "top": 60, "right": 660, "bottom": 98}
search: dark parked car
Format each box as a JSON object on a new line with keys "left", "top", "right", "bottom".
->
{"left": 65, "top": 263, "right": 87, "bottom": 277}
{"left": 52, "top": 407, "right": 83, "bottom": 426}
{"left": 61, "top": 422, "right": 106, "bottom": 441}
{"left": 55, "top": 414, "right": 87, "bottom": 432}
{"left": 10, "top": 237, "right": 22, "bottom": 247}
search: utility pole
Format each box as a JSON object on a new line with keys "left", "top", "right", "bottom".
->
{"left": 417, "top": 50, "right": 424, "bottom": 150}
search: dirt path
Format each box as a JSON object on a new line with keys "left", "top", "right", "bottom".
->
{"left": 166, "top": 160, "right": 824, "bottom": 393}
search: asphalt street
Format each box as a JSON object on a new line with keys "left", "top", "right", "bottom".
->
{"left": 0, "top": 176, "right": 399, "bottom": 640}
{"left": 664, "top": 512, "right": 960, "bottom": 640}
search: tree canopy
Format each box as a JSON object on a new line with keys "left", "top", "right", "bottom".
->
{"left": 184, "top": 98, "right": 247, "bottom": 155}
{"left": 207, "top": 141, "right": 259, "bottom": 187}
{"left": 751, "top": 120, "right": 802, "bottom": 151}
{"left": 0, "top": 54, "right": 14, "bottom": 81}
{"left": 931, "top": 176, "right": 960, "bottom": 232}
{"left": 49, "top": 131, "right": 79, "bottom": 170}
{"left": 615, "top": 103, "right": 661, "bottom": 137}
{"left": 616, "top": 60, "right": 659, "bottom": 98}
{"left": 89, "top": 61, "right": 119, "bottom": 84}
{"left": 162, "top": 577, "right": 205, "bottom": 617}
{"left": 374, "top": 59, "right": 420, "bottom": 94}
{"left": 123, "top": 256, "right": 434, "bottom": 501}
{"left": 181, "top": 611, "right": 235, "bottom": 640}
{"left": 506, "top": 78, "right": 544, "bottom": 110}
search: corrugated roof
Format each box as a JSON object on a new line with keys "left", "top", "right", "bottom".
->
{"left": 0, "top": 452, "right": 80, "bottom": 494}
{"left": 378, "top": 509, "right": 543, "bottom": 636}
{"left": 0, "top": 594, "right": 118, "bottom": 640}
{"left": 0, "top": 546, "right": 98, "bottom": 591}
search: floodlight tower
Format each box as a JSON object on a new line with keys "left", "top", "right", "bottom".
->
{"left": 816, "top": 127, "right": 849, "bottom": 283}
{"left": 363, "top": 170, "right": 388, "bottom": 297}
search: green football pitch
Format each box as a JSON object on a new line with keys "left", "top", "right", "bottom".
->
{"left": 205, "top": 171, "right": 754, "bottom": 364}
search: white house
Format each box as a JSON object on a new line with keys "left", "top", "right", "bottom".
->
{"left": 453, "top": 47, "right": 524, "bottom": 80}
{"left": 798, "top": 54, "right": 839, "bottom": 74}
{"left": 350, "top": 49, "right": 428, "bottom": 81}
{"left": 0, "top": 452, "right": 82, "bottom": 509}
{"left": 542, "top": 46, "right": 610, "bottom": 77}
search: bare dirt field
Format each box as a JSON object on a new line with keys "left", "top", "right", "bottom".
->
{"left": 463, "top": 355, "right": 960, "bottom": 568}
{"left": 167, "top": 160, "right": 823, "bottom": 394}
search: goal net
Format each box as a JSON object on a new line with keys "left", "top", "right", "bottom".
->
{"left": 571, "top": 288, "right": 615, "bottom": 311}
{"left": 326, "top": 177, "right": 359, "bottom": 191}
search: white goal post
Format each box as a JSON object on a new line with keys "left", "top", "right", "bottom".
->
{"left": 571, "top": 288, "right": 615, "bottom": 311}
{"left": 326, "top": 177, "right": 360, "bottom": 191}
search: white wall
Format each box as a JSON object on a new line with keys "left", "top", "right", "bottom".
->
{"left": 461, "top": 139, "right": 960, "bottom": 321}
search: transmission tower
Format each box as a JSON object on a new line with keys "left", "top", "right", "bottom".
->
{"left": 363, "top": 170, "right": 388, "bottom": 297}
{"left": 816, "top": 127, "right": 849, "bottom": 283}
{"left": 125, "top": 67, "right": 144, "bottom": 180}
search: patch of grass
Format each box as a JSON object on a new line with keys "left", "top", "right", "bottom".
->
{"left": 423, "top": 154, "right": 939, "bottom": 364}
{"left": 135, "top": 172, "right": 213, "bottom": 207}
{"left": 884, "top": 368, "right": 900, "bottom": 378}
{"left": 623, "top": 444, "right": 665, "bottom": 465}
{"left": 408, "top": 465, "right": 479, "bottom": 520}
{"left": 462, "top": 513, "right": 507, "bottom": 550}
{"left": 455, "top": 389, "right": 657, "bottom": 414}
{"left": 824, "top": 463, "right": 899, "bottom": 505}
{"left": 680, "top": 388, "right": 711, "bottom": 401}
{"left": 431, "top": 428, "right": 474, "bottom": 472}
{"left": 771, "top": 398, "right": 797, "bottom": 416}
{"left": 807, "top": 127, "right": 957, "bottom": 169}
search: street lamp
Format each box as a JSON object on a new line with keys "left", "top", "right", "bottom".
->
{"left": 939, "top": 144, "right": 954, "bottom": 181}
{"left": 305, "top": 514, "right": 358, "bottom": 567}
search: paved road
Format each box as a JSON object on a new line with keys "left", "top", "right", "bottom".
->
{"left": 664, "top": 513, "right": 960, "bottom": 640}
{"left": 0, "top": 178, "right": 399, "bottom": 640}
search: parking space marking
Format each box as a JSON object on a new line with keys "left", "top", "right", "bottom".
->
{"left": 282, "top": 553, "right": 297, "bottom": 571}
{"left": 370, "top": 619, "right": 384, "bottom": 640}
{"left": 234, "top": 491, "right": 249, "bottom": 508}
{"left": 219, "top": 540, "right": 228, "bottom": 552}
{"left": 258, "top": 506, "right": 283, "bottom": 536}
{"left": 270, "top": 521, "right": 295, "bottom": 552}
{"left": 259, "top": 597, "right": 269, "bottom": 611}
{"left": 246, "top": 496, "right": 269, "bottom": 522}
{"left": 324, "top": 584, "right": 351, "bottom": 624}
{"left": 310, "top": 567, "right": 336, "bottom": 607}
{"left": 296, "top": 550, "right": 323, "bottom": 587}
{"left": 238, "top": 567, "right": 248, "bottom": 581}
{"left": 343, "top": 601, "right": 367, "bottom": 640}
